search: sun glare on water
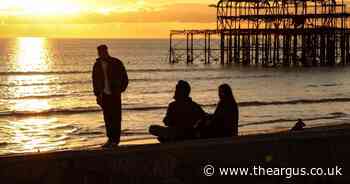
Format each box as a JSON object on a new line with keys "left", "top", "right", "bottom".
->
{"left": 11, "top": 37, "right": 51, "bottom": 112}
{"left": 11, "top": 117, "right": 65, "bottom": 153}
{"left": 15, "top": 37, "right": 49, "bottom": 72}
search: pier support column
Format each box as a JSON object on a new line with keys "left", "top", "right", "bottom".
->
{"left": 326, "top": 33, "right": 336, "bottom": 66}
{"left": 263, "top": 34, "right": 270, "bottom": 66}
{"left": 273, "top": 34, "right": 277, "bottom": 66}
{"left": 208, "top": 33, "right": 211, "bottom": 64}
{"left": 283, "top": 34, "right": 291, "bottom": 66}
{"left": 236, "top": 34, "right": 241, "bottom": 64}
{"left": 313, "top": 34, "right": 319, "bottom": 66}
{"left": 346, "top": 33, "right": 350, "bottom": 64}
{"left": 234, "top": 34, "right": 239, "bottom": 64}
{"left": 204, "top": 33, "right": 207, "bottom": 64}
{"left": 255, "top": 34, "right": 259, "bottom": 65}
{"left": 301, "top": 34, "right": 306, "bottom": 66}
{"left": 169, "top": 33, "right": 173, "bottom": 64}
{"left": 228, "top": 32, "right": 233, "bottom": 64}
{"left": 276, "top": 34, "right": 280, "bottom": 66}
{"left": 320, "top": 34, "right": 326, "bottom": 66}
{"left": 220, "top": 33, "right": 225, "bottom": 65}
{"left": 186, "top": 33, "right": 190, "bottom": 64}
{"left": 292, "top": 34, "right": 298, "bottom": 66}
{"left": 341, "top": 32, "right": 346, "bottom": 65}
{"left": 242, "top": 35, "right": 251, "bottom": 65}
{"left": 191, "top": 33, "right": 194, "bottom": 64}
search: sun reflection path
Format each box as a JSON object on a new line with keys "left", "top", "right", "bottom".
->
{"left": 6, "top": 37, "right": 69, "bottom": 153}
{"left": 14, "top": 99, "right": 50, "bottom": 113}
{"left": 15, "top": 37, "right": 49, "bottom": 72}
{"left": 11, "top": 37, "right": 52, "bottom": 112}
{"left": 11, "top": 117, "right": 66, "bottom": 153}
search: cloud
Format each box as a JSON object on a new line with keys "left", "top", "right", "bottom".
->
{"left": 0, "top": 3, "right": 216, "bottom": 24}
{"left": 0, "top": 22, "right": 216, "bottom": 38}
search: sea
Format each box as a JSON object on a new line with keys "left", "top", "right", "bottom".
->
{"left": 0, "top": 37, "right": 350, "bottom": 155}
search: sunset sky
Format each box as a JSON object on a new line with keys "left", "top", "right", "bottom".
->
{"left": 0, "top": 0, "right": 217, "bottom": 38}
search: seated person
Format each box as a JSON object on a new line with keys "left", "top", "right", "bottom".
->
{"left": 195, "top": 84, "right": 239, "bottom": 138}
{"left": 149, "top": 80, "right": 206, "bottom": 142}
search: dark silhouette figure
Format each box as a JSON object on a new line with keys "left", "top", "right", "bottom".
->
{"left": 196, "top": 84, "right": 239, "bottom": 138}
{"left": 291, "top": 119, "right": 306, "bottom": 131}
{"left": 149, "top": 80, "right": 205, "bottom": 142}
{"left": 92, "top": 45, "right": 128, "bottom": 148}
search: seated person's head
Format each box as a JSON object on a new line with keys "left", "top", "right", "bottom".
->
{"left": 219, "top": 84, "right": 234, "bottom": 101}
{"left": 174, "top": 80, "right": 191, "bottom": 100}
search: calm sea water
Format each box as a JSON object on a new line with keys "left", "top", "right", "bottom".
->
{"left": 0, "top": 37, "right": 350, "bottom": 155}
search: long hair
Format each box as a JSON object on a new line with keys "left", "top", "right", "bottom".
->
{"left": 219, "top": 83, "right": 236, "bottom": 104}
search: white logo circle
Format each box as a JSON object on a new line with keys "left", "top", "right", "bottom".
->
{"left": 203, "top": 164, "right": 215, "bottom": 176}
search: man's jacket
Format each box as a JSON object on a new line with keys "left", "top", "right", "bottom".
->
{"left": 92, "top": 57, "right": 128, "bottom": 96}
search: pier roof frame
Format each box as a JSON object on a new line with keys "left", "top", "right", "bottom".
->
{"left": 216, "top": 0, "right": 342, "bottom": 4}
{"left": 170, "top": 27, "right": 350, "bottom": 36}
{"left": 218, "top": 13, "right": 350, "bottom": 21}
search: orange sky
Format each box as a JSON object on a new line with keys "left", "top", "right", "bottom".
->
{"left": 0, "top": 0, "right": 217, "bottom": 38}
{"left": 1, "top": 0, "right": 349, "bottom": 38}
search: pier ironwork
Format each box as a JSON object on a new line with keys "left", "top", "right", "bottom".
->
{"left": 169, "top": 0, "right": 350, "bottom": 66}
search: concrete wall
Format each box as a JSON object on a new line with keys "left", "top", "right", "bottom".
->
{"left": 1, "top": 125, "right": 349, "bottom": 184}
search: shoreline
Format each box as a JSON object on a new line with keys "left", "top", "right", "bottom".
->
{"left": 1, "top": 122, "right": 347, "bottom": 155}
{"left": 1, "top": 122, "right": 347, "bottom": 157}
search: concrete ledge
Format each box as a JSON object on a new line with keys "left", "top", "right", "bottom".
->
{"left": 1, "top": 124, "right": 350, "bottom": 184}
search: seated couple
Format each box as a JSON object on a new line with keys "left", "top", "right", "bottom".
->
{"left": 149, "top": 80, "right": 239, "bottom": 143}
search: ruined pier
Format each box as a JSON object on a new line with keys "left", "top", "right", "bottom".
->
{"left": 169, "top": 0, "right": 350, "bottom": 66}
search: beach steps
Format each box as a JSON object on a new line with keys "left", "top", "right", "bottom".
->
{"left": 1, "top": 124, "right": 350, "bottom": 184}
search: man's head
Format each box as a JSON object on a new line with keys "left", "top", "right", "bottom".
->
{"left": 97, "top": 44, "right": 109, "bottom": 58}
{"left": 174, "top": 80, "right": 191, "bottom": 100}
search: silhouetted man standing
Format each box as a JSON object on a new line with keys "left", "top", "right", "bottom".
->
{"left": 92, "top": 45, "right": 128, "bottom": 148}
